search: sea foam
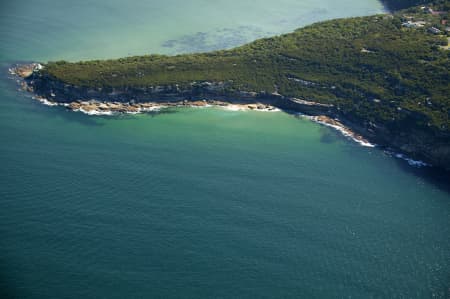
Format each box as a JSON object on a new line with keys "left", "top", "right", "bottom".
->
{"left": 385, "top": 151, "right": 430, "bottom": 167}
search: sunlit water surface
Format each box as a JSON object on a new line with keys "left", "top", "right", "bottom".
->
{"left": 1, "top": 1, "right": 449, "bottom": 298}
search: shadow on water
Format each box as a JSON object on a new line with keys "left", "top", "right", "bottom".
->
{"left": 3, "top": 62, "right": 449, "bottom": 195}
{"left": 289, "top": 111, "right": 339, "bottom": 144}
{"left": 319, "top": 129, "right": 339, "bottom": 144}
{"left": 289, "top": 110, "right": 450, "bottom": 195}
{"left": 391, "top": 157, "right": 450, "bottom": 195}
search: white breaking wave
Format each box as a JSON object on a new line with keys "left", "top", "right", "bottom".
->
{"left": 139, "top": 106, "right": 164, "bottom": 112}
{"left": 75, "top": 105, "right": 164, "bottom": 115}
{"left": 302, "top": 115, "right": 376, "bottom": 148}
{"left": 385, "top": 151, "right": 430, "bottom": 167}
{"left": 316, "top": 121, "right": 376, "bottom": 148}
{"left": 23, "top": 94, "right": 434, "bottom": 168}
{"left": 32, "top": 96, "right": 60, "bottom": 107}
{"left": 189, "top": 104, "right": 212, "bottom": 109}
{"left": 77, "top": 108, "right": 114, "bottom": 116}
{"left": 222, "top": 105, "right": 280, "bottom": 112}
{"left": 305, "top": 114, "right": 430, "bottom": 167}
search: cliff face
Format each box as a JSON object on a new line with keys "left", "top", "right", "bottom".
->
{"left": 339, "top": 112, "right": 450, "bottom": 170}
{"left": 25, "top": 71, "right": 334, "bottom": 115}
{"left": 24, "top": 70, "right": 450, "bottom": 171}
{"left": 381, "top": 130, "right": 450, "bottom": 170}
{"left": 14, "top": 2, "right": 450, "bottom": 172}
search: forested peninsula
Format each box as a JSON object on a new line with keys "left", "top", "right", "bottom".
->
{"left": 13, "top": 1, "right": 450, "bottom": 170}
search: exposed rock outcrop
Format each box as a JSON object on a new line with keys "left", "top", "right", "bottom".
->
{"left": 11, "top": 64, "right": 450, "bottom": 171}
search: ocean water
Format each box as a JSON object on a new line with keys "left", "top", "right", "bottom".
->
{"left": 0, "top": 1, "right": 449, "bottom": 298}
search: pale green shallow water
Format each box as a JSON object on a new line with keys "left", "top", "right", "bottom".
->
{"left": 1, "top": 0, "right": 384, "bottom": 61}
{"left": 1, "top": 1, "right": 450, "bottom": 298}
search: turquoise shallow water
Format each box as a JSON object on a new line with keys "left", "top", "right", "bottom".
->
{"left": 1, "top": 0, "right": 384, "bottom": 61}
{"left": 1, "top": 1, "right": 449, "bottom": 298}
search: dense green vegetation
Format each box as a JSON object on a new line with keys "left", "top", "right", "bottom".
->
{"left": 43, "top": 2, "right": 449, "bottom": 133}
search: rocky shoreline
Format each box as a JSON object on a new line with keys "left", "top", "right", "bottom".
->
{"left": 66, "top": 99, "right": 279, "bottom": 115}
{"left": 9, "top": 63, "right": 446, "bottom": 170}
{"left": 308, "top": 115, "right": 375, "bottom": 147}
{"left": 10, "top": 63, "right": 327, "bottom": 116}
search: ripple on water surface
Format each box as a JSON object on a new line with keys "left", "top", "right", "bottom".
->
{"left": 0, "top": 0, "right": 449, "bottom": 298}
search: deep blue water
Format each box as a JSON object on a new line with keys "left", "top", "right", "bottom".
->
{"left": 1, "top": 1, "right": 449, "bottom": 298}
